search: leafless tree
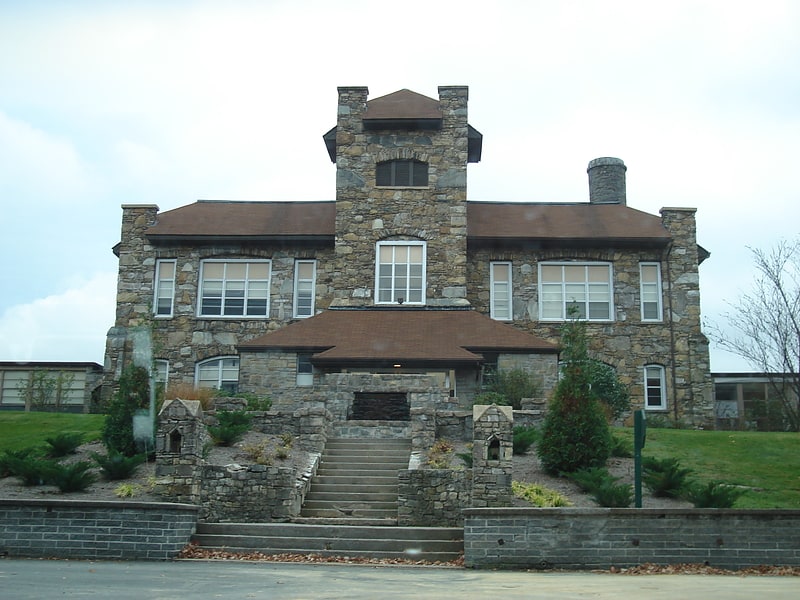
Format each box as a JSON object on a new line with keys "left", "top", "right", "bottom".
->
{"left": 710, "top": 239, "right": 800, "bottom": 431}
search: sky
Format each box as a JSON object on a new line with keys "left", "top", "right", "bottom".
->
{"left": 1, "top": 0, "right": 798, "bottom": 372}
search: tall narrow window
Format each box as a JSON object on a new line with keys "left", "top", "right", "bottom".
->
{"left": 644, "top": 364, "right": 667, "bottom": 410}
{"left": 198, "top": 260, "right": 270, "bottom": 318}
{"left": 539, "top": 262, "right": 613, "bottom": 321}
{"left": 490, "top": 262, "right": 512, "bottom": 320}
{"left": 294, "top": 260, "right": 316, "bottom": 318}
{"left": 640, "top": 263, "right": 663, "bottom": 321}
{"left": 297, "top": 354, "right": 313, "bottom": 386}
{"left": 376, "top": 241, "right": 426, "bottom": 304}
{"left": 154, "top": 260, "right": 176, "bottom": 317}
{"left": 196, "top": 357, "right": 239, "bottom": 393}
{"left": 376, "top": 159, "right": 428, "bottom": 187}
{"left": 154, "top": 359, "right": 169, "bottom": 399}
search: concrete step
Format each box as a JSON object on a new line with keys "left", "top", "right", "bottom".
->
{"left": 305, "top": 491, "right": 398, "bottom": 502}
{"left": 317, "top": 460, "right": 409, "bottom": 469}
{"left": 191, "top": 522, "right": 463, "bottom": 562}
{"left": 308, "top": 475, "right": 398, "bottom": 486}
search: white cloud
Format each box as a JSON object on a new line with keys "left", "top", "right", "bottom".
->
{"left": 0, "top": 273, "right": 116, "bottom": 364}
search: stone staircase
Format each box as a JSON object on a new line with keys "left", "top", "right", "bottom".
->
{"left": 190, "top": 522, "right": 464, "bottom": 562}
{"left": 189, "top": 434, "right": 464, "bottom": 561}
{"left": 299, "top": 437, "right": 410, "bottom": 523}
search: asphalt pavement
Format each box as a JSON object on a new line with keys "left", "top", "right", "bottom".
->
{"left": 1, "top": 559, "right": 798, "bottom": 599}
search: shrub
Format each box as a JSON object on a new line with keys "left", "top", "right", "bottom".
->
{"left": 93, "top": 449, "right": 146, "bottom": 480}
{"left": 0, "top": 447, "right": 42, "bottom": 478}
{"left": 569, "top": 467, "right": 613, "bottom": 493}
{"left": 609, "top": 433, "right": 633, "bottom": 458}
{"left": 275, "top": 446, "right": 290, "bottom": 460}
{"left": 512, "top": 481, "right": 572, "bottom": 507}
{"left": 208, "top": 410, "right": 251, "bottom": 446}
{"left": 245, "top": 394, "right": 273, "bottom": 412}
{"left": 478, "top": 368, "right": 540, "bottom": 409}
{"left": 51, "top": 461, "right": 97, "bottom": 493}
{"left": 163, "top": 382, "right": 215, "bottom": 411}
{"left": 537, "top": 318, "right": 612, "bottom": 475}
{"left": 114, "top": 482, "right": 142, "bottom": 498}
{"left": 642, "top": 456, "right": 694, "bottom": 498}
{"left": 242, "top": 440, "right": 272, "bottom": 464}
{"left": 512, "top": 426, "right": 539, "bottom": 455}
{"left": 44, "top": 432, "right": 84, "bottom": 457}
{"left": 585, "top": 360, "right": 630, "bottom": 420}
{"left": 7, "top": 456, "right": 59, "bottom": 486}
{"left": 684, "top": 481, "right": 746, "bottom": 508}
{"left": 591, "top": 480, "right": 633, "bottom": 507}
{"left": 456, "top": 451, "right": 473, "bottom": 467}
{"left": 104, "top": 364, "right": 150, "bottom": 456}
{"left": 473, "top": 391, "right": 507, "bottom": 406}
{"left": 427, "top": 439, "right": 455, "bottom": 469}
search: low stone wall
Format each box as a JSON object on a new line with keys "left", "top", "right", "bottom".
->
{"left": 0, "top": 499, "right": 198, "bottom": 560}
{"left": 463, "top": 507, "right": 800, "bottom": 570}
{"left": 398, "top": 469, "right": 472, "bottom": 527}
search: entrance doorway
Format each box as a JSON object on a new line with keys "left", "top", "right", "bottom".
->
{"left": 351, "top": 392, "right": 410, "bottom": 421}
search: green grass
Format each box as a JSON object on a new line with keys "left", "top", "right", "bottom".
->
{"left": 616, "top": 427, "right": 800, "bottom": 508}
{"left": 0, "top": 413, "right": 105, "bottom": 453}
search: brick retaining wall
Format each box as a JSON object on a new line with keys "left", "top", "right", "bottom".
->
{"left": 463, "top": 507, "right": 800, "bottom": 570}
{"left": 0, "top": 499, "right": 198, "bottom": 560}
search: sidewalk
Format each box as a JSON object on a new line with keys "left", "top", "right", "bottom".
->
{"left": 2, "top": 559, "right": 798, "bottom": 599}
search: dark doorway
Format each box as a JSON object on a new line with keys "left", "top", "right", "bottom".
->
{"left": 351, "top": 393, "right": 410, "bottom": 421}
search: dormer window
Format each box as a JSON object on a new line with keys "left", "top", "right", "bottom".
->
{"left": 376, "top": 159, "right": 428, "bottom": 187}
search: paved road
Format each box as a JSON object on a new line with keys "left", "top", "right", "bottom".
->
{"left": 1, "top": 559, "right": 798, "bottom": 599}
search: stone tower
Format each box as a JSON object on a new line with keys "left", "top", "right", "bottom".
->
{"left": 326, "top": 86, "right": 481, "bottom": 307}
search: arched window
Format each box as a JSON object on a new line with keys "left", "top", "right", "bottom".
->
{"left": 196, "top": 357, "right": 239, "bottom": 393}
{"left": 376, "top": 159, "right": 428, "bottom": 187}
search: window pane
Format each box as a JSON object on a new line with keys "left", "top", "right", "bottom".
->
{"left": 641, "top": 264, "right": 657, "bottom": 283}
{"left": 587, "top": 265, "right": 609, "bottom": 283}
{"left": 159, "top": 261, "right": 175, "bottom": 278}
{"left": 541, "top": 265, "right": 562, "bottom": 282}
{"left": 564, "top": 265, "right": 585, "bottom": 282}
{"left": 297, "top": 262, "right": 314, "bottom": 279}
{"left": 203, "top": 263, "right": 224, "bottom": 279}
{"left": 248, "top": 262, "right": 270, "bottom": 279}
{"left": 226, "top": 263, "right": 246, "bottom": 279}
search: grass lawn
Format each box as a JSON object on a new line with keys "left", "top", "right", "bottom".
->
{"left": 0, "top": 412, "right": 105, "bottom": 453}
{"left": 617, "top": 427, "right": 800, "bottom": 508}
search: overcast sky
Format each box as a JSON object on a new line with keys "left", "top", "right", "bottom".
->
{"left": 1, "top": 0, "right": 798, "bottom": 372}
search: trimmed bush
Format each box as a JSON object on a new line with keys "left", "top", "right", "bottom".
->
{"left": 684, "top": 481, "right": 746, "bottom": 508}
{"left": 643, "top": 456, "right": 693, "bottom": 498}
{"left": 208, "top": 410, "right": 251, "bottom": 446}
{"left": 44, "top": 432, "right": 84, "bottom": 457}
{"left": 51, "top": 461, "right": 97, "bottom": 493}
{"left": 512, "top": 426, "right": 539, "bottom": 455}
{"left": 7, "top": 456, "right": 59, "bottom": 486}
{"left": 569, "top": 467, "right": 613, "bottom": 493}
{"left": 93, "top": 449, "right": 147, "bottom": 480}
{"left": 0, "top": 447, "right": 42, "bottom": 478}
{"left": 592, "top": 480, "right": 633, "bottom": 508}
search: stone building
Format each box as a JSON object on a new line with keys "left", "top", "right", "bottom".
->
{"left": 103, "top": 86, "right": 713, "bottom": 425}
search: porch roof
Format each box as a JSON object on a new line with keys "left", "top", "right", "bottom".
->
{"left": 238, "top": 308, "right": 559, "bottom": 366}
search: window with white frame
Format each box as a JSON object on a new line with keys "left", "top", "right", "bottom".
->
{"left": 490, "top": 262, "right": 512, "bottom": 320}
{"left": 198, "top": 260, "right": 270, "bottom": 317}
{"left": 376, "top": 159, "right": 428, "bottom": 187}
{"left": 154, "top": 260, "right": 176, "bottom": 317}
{"left": 154, "top": 359, "right": 169, "bottom": 398}
{"left": 294, "top": 260, "right": 316, "bottom": 318}
{"left": 539, "top": 262, "right": 613, "bottom": 321}
{"left": 640, "top": 262, "right": 663, "bottom": 321}
{"left": 376, "top": 241, "right": 426, "bottom": 304}
{"left": 644, "top": 364, "right": 667, "bottom": 410}
{"left": 297, "top": 354, "right": 313, "bottom": 386}
{"left": 196, "top": 357, "right": 239, "bottom": 393}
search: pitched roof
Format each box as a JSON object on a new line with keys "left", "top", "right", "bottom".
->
{"left": 145, "top": 200, "right": 335, "bottom": 240}
{"left": 467, "top": 202, "right": 671, "bottom": 244}
{"left": 238, "top": 308, "right": 558, "bottom": 366}
{"left": 142, "top": 200, "right": 670, "bottom": 245}
{"left": 362, "top": 89, "right": 443, "bottom": 121}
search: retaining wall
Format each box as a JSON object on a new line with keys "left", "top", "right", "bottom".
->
{"left": 463, "top": 507, "right": 800, "bottom": 570}
{"left": 0, "top": 499, "right": 198, "bottom": 560}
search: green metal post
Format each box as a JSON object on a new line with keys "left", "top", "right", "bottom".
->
{"left": 634, "top": 409, "right": 646, "bottom": 508}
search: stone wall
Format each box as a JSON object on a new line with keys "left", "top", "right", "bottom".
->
{"left": 397, "top": 469, "right": 472, "bottom": 527}
{"left": 0, "top": 499, "right": 198, "bottom": 560}
{"left": 463, "top": 508, "right": 800, "bottom": 570}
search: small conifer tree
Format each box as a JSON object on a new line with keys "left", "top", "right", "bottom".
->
{"left": 103, "top": 364, "right": 150, "bottom": 457}
{"left": 537, "top": 316, "right": 612, "bottom": 474}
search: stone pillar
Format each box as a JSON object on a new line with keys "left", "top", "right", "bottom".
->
{"left": 471, "top": 404, "right": 513, "bottom": 507}
{"left": 154, "top": 399, "right": 210, "bottom": 503}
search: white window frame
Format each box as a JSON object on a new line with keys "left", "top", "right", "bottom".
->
{"left": 198, "top": 259, "right": 271, "bottom": 318}
{"left": 640, "top": 262, "right": 663, "bottom": 322}
{"left": 490, "top": 261, "right": 513, "bottom": 321}
{"left": 375, "top": 241, "right": 426, "bottom": 305}
{"left": 644, "top": 364, "right": 667, "bottom": 411}
{"left": 293, "top": 260, "right": 317, "bottom": 319}
{"left": 296, "top": 354, "right": 313, "bottom": 387}
{"left": 538, "top": 262, "right": 614, "bottom": 321}
{"left": 195, "top": 357, "right": 239, "bottom": 393}
{"left": 154, "top": 259, "right": 177, "bottom": 317}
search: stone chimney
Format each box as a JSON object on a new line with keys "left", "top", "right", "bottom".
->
{"left": 587, "top": 157, "right": 627, "bottom": 205}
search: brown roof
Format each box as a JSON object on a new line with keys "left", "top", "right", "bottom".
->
{"left": 143, "top": 200, "right": 670, "bottom": 245}
{"left": 146, "top": 200, "right": 335, "bottom": 240}
{"left": 467, "top": 202, "right": 671, "bottom": 244}
{"left": 239, "top": 309, "right": 558, "bottom": 365}
{"left": 362, "top": 89, "right": 442, "bottom": 121}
